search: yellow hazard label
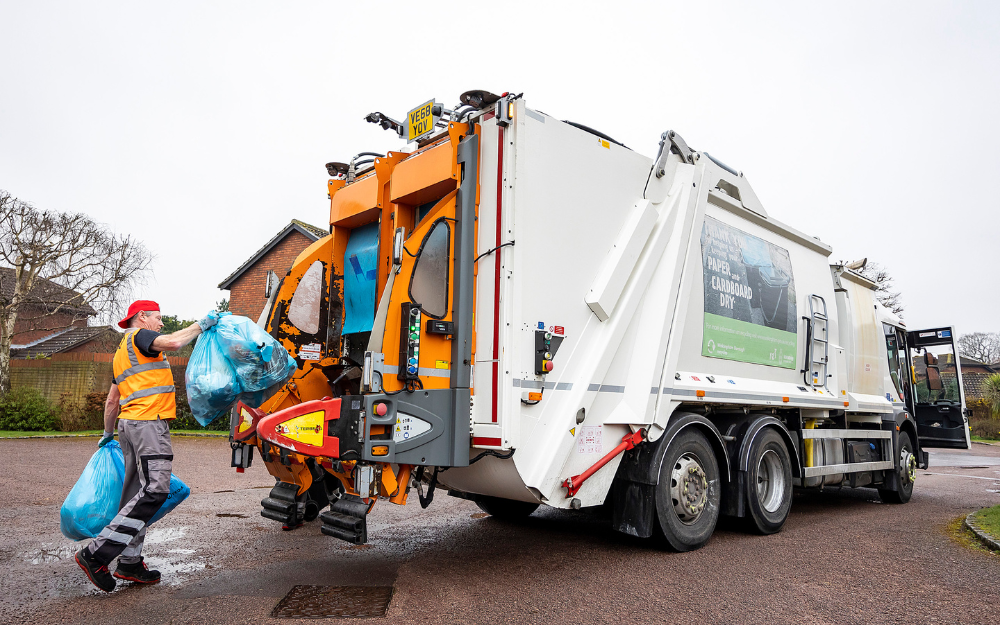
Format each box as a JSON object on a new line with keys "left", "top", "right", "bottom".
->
{"left": 276, "top": 411, "right": 324, "bottom": 447}
{"left": 599, "top": 138, "right": 610, "bottom": 149}
{"left": 569, "top": 427, "right": 576, "bottom": 436}
{"left": 407, "top": 100, "right": 435, "bottom": 141}
{"left": 238, "top": 408, "right": 253, "bottom": 433}
{"left": 435, "top": 360, "right": 449, "bottom": 369}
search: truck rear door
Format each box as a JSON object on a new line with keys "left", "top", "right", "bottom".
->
{"left": 906, "top": 327, "right": 971, "bottom": 449}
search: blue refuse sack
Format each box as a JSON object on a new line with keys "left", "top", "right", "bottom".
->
{"left": 214, "top": 315, "right": 296, "bottom": 392}
{"left": 186, "top": 326, "right": 241, "bottom": 426}
{"left": 61, "top": 442, "right": 193, "bottom": 540}
{"left": 150, "top": 474, "right": 190, "bottom": 525}
{"left": 60, "top": 441, "right": 125, "bottom": 541}
{"left": 186, "top": 316, "right": 296, "bottom": 424}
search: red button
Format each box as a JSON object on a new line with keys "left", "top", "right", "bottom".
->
{"left": 544, "top": 360, "right": 554, "bottom": 372}
{"left": 375, "top": 403, "right": 388, "bottom": 416}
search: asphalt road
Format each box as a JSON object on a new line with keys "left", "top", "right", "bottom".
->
{"left": 1, "top": 437, "right": 999, "bottom": 625}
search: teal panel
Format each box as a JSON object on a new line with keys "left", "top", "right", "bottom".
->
{"left": 343, "top": 222, "right": 379, "bottom": 335}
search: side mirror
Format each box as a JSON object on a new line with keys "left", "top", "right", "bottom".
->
{"left": 392, "top": 228, "right": 406, "bottom": 267}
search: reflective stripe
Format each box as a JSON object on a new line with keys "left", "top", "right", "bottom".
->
{"left": 120, "top": 385, "right": 175, "bottom": 407}
{"left": 115, "top": 360, "right": 171, "bottom": 385}
{"left": 125, "top": 329, "right": 140, "bottom": 367}
{"left": 103, "top": 530, "right": 135, "bottom": 545}
{"left": 112, "top": 515, "right": 145, "bottom": 531}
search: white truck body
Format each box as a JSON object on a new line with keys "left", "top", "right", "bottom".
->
{"left": 438, "top": 98, "right": 969, "bottom": 508}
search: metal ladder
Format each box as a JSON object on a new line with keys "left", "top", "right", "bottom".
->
{"left": 804, "top": 294, "right": 829, "bottom": 388}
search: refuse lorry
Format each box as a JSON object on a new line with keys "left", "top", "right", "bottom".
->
{"left": 226, "top": 91, "right": 971, "bottom": 551}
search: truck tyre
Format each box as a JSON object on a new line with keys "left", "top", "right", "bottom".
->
{"left": 476, "top": 496, "right": 539, "bottom": 520}
{"left": 879, "top": 431, "right": 916, "bottom": 504}
{"left": 654, "top": 429, "right": 720, "bottom": 552}
{"left": 744, "top": 428, "right": 792, "bottom": 534}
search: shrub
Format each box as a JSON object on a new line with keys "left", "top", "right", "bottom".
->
{"left": 968, "top": 398, "right": 1000, "bottom": 440}
{"left": 0, "top": 388, "right": 60, "bottom": 431}
{"left": 984, "top": 373, "right": 1000, "bottom": 420}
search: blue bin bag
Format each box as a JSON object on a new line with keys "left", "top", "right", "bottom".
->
{"left": 238, "top": 380, "right": 287, "bottom": 409}
{"left": 60, "top": 441, "right": 126, "bottom": 541}
{"left": 149, "top": 473, "right": 190, "bottom": 525}
{"left": 342, "top": 222, "right": 379, "bottom": 335}
{"left": 186, "top": 328, "right": 241, "bottom": 426}
{"left": 214, "top": 315, "right": 296, "bottom": 392}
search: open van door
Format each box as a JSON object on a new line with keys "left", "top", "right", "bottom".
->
{"left": 906, "top": 327, "right": 971, "bottom": 449}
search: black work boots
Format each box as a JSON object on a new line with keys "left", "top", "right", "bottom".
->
{"left": 114, "top": 558, "right": 161, "bottom": 584}
{"left": 75, "top": 549, "right": 116, "bottom": 593}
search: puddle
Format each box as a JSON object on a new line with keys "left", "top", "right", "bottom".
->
{"left": 144, "top": 555, "right": 206, "bottom": 585}
{"left": 216, "top": 513, "right": 248, "bottom": 518}
{"left": 145, "top": 526, "right": 188, "bottom": 545}
{"left": 167, "top": 548, "right": 196, "bottom": 555}
{"left": 24, "top": 544, "right": 77, "bottom": 564}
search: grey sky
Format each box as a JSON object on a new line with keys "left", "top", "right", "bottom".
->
{"left": 2, "top": 1, "right": 998, "bottom": 334}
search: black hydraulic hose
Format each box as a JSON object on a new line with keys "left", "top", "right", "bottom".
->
{"left": 469, "top": 448, "right": 515, "bottom": 464}
{"left": 561, "top": 120, "right": 629, "bottom": 149}
{"left": 474, "top": 240, "right": 514, "bottom": 264}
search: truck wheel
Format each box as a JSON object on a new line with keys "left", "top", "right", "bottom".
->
{"left": 654, "top": 429, "right": 720, "bottom": 552}
{"left": 476, "top": 496, "right": 539, "bottom": 520}
{"left": 879, "top": 432, "right": 916, "bottom": 504}
{"left": 744, "top": 428, "right": 792, "bottom": 534}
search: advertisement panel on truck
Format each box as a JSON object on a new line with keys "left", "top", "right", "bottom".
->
{"left": 700, "top": 216, "right": 797, "bottom": 368}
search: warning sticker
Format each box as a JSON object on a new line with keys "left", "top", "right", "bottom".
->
{"left": 299, "top": 343, "right": 322, "bottom": 361}
{"left": 577, "top": 425, "right": 602, "bottom": 454}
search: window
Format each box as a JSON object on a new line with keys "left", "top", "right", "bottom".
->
{"left": 883, "top": 323, "right": 905, "bottom": 400}
{"left": 408, "top": 220, "right": 450, "bottom": 318}
{"left": 287, "top": 261, "right": 323, "bottom": 334}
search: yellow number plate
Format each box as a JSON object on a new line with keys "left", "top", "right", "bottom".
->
{"left": 407, "top": 100, "right": 436, "bottom": 142}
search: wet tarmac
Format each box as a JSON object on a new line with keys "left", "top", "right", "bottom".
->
{"left": 1, "top": 437, "right": 999, "bottom": 624}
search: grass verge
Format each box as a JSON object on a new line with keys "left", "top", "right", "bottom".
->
{"left": 971, "top": 436, "right": 999, "bottom": 444}
{"left": 973, "top": 505, "right": 1000, "bottom": 539}
{"left": 0, "top": 429, "right": 227, "bottom": 438}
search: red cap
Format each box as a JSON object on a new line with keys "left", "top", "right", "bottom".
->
{"left": 118, "top": 300, "right": 160, "bottom": 329}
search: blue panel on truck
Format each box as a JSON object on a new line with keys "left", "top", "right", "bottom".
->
{"left": 343, "top": 222, "right": 379, "bottom": 335}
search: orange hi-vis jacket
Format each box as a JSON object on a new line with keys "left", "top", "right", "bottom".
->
{"left": 113, "top": 329, "right": 176, "bottom": 421}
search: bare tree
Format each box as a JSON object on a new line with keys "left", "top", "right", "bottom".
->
{"left": 0, "top": 190, "right": 152, "bottom": 395}
{"left": 957, "top": 332, "right": 1000, "bottom": 365}
{"left": 854, "top": 261, "right": 904, "bottom": 317}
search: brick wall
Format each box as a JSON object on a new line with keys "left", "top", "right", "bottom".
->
{"left": 10, "top": 353, "right": 189, "bottom": 430}
{"left": 227, "top": 230, "right": 316, "bottom": 319}
{"left": 13, "top": 309, "right": 88, "bottom": 344}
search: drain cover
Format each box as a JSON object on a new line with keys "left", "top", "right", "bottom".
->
{"left": 271, "top": 585, "right": 393, "bottom": 619}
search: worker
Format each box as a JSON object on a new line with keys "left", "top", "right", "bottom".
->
{"left": 75, "top": 300, "right": 226, "bottom": 593}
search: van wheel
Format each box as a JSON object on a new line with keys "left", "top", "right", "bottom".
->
{"left": 476, "top": 496, "right": 539, "bottom": 520}
{"left": 654, "top": 429, "right": 720, "bottom": 551}
{"left": 744, "top": 427, "right": 792, "bottom": 534}
{"left": 879, "top": 432, "right": 915, "bottom": 504}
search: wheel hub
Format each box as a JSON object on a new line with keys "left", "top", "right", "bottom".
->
{"left": 900, "top": 448, "right": 916, "bottom": 485}
{"left": 756, "top": 449, "right": 786, "bottom": 513}
{"left": 671, "top": 453, "right": 709, "bottom": 524}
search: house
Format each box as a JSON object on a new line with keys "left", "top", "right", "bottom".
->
{"left": 955, "top": 356, "right": 999, "bottom": 401}
{"left": 218, "top": 220, "right": 328, "bottom": 319}
{"left": 912, "top": 351, "right": 999, "bottom": 402}
{"left": 1, "top": 267, "right": 118, "bottom": 358}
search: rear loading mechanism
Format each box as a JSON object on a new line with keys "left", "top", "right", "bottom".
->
{"left": 224, "top": 91, "right": 968, "bottom": 551}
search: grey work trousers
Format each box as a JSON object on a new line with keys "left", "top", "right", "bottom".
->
{"left": 86, "top": 418, "right": 173, "bottom": 566}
